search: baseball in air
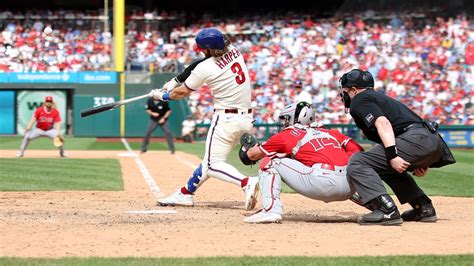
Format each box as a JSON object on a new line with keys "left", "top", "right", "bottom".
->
{"left": 43, "top": 26, "right": 53, "bottom": 34}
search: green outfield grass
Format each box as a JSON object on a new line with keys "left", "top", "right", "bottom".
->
{"left": 0, "top": 137, "right": 472, "bottom": 196}
{"left": 0, "top": 158, "right": 123, "bottom": 191}
{"left": 0, "top": 254, "right": 472, "bottom": 265}
{"left": 0, "top": 136, "right": 133, "bottom": 150}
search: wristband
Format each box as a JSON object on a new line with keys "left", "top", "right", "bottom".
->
{"left": 384, "top": 145, "right": 398, "bottom": 160}
{"left": 163, "top": 92, "right": 170, "bottom": 101}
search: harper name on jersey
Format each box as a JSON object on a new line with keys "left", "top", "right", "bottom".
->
{"left": 214, "top": 48, "right": 242, "bottom": 69}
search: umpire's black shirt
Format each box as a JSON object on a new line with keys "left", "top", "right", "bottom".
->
{"left": 146, "top": 97, "right": 170, "bottom": 122}
{"left": 349, "top": 89, "right": 423, "bottom": 143}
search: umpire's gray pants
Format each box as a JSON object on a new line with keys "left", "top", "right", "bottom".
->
{"left": 141, "top": 119, "right": 175, "bottom": 153}
{"left": 347, "top": 127, "right": 443, "bottom": 205}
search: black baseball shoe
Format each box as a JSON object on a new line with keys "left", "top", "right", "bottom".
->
{"left": 358, "top": 209, "right": 403, "bottom": 226}
{"left": 357, "top": 194, "right": 403, "bottom": 226}
{"left": 401, "top": 203, "right": 437, "bottom": 222}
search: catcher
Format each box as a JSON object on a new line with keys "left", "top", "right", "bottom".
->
{"left": 17, "top": 96, "right": 66, "bottom": 157}
{"left": 239, "top": 102, "right": 364, "bottom": 223}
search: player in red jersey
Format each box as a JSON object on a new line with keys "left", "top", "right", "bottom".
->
{"left": 241, "top": 102, "right": 364, "bottom": 223}
{"left": 17, "top": 96, "right": 66, "bottom": 157}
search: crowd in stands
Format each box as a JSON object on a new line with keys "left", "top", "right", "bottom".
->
{"left": 0, "top": 10, "right": 473, "bottom": 125}
{"left": 0, "top": 10, "right": 113, "bottom": 72}
{"left": 165, "top": 13, "right": 474, "bottom": 126}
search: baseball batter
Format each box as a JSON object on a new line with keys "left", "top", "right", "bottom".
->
{"left": 241, "top": 102, "right": 364, "bottom": 223}
{"left": 17, "top": 95, "right": 66, "bottom": 157}
{"left": 151, "top": 28, "right": 259, "bottom": 210}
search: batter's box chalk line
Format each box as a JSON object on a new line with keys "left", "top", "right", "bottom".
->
{"left": 127, "top": 210, "right": 177, "bottom": 214}
{"left": 117, "top": 152, "right": 138, "bottom": 158}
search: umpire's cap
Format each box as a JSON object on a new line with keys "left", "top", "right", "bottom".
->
{"left": 339, "top": 69, "right": 374, "bottom": 89}
{"left": 195, "top": 28, "right": 225, "bottom": 50}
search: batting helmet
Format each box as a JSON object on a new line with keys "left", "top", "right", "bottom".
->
{"left": 339, "top": 69, "right": 374, "bottom": 89}
{"left": 195, "top": 28, "right": 225, "bottom": 50}
{"left": 278, "top": 102, "right": 314, "bottom": 128}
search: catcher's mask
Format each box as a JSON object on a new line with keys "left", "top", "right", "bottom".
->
{"left": 278, "top": 101, "right": 314, "bottom": 131}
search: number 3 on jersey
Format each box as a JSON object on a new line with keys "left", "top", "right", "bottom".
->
{"left": 231, "top": 62, "right": 246, "bottom": 84}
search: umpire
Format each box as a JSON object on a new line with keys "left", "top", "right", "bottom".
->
{"left": 141, "top": 95, "right": 175, "bottom": 154}
{"left": 338, "top": 69, "right": 453, "bottom": 226}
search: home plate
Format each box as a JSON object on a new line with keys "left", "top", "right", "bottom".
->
{"left": 117, "top": 152, "right": 138, "bottom": 158}
{"left": 127, "top": 210, "right": 177, "bottom": 214}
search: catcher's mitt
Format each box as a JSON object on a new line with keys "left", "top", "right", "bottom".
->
{"left": 240, "top": 133, "right": 258, "bottom": 149}
{"left": 239, "top": 133, "right": 259, "bottom": 166}
{"left": 53, "top": 136, "right": 64, "bottom": 147}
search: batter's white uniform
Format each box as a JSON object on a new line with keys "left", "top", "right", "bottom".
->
{"left": 183, "top": 45, "right": 254, "bottom": 188}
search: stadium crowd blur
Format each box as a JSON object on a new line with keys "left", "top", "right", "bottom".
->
{"left": 0, "top": 9, "right": 473, "bottom": 126}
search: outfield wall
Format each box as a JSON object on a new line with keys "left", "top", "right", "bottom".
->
{"left": 0, "top": 72, "right": 191, "bottom": 138}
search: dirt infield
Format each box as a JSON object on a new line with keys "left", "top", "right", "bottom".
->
{"left": 0, "top": 150, "right": 473, "bottom": 257}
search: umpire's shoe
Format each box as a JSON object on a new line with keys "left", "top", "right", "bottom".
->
{"left": 358, "top": 194, "right": 403, "bottom": 226}
{"left": 401, "top": 203, "right": 437, "bottom": 222}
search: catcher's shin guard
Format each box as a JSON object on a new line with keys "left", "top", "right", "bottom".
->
{"left": 258, "top": 167, "right": 283, "bottom": 215}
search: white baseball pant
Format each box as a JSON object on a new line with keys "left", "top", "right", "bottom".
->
{"left": 259, "top": 158, "right": 354, "bottom": 215}
{"left": 19, "top": 128, "right": 64, "bottom": 155}
{"left": 187, "top": 112, "right": 254, "bottom": 191}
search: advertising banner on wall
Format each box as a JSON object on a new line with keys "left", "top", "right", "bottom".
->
{"left": 0, "top": 91, "right": 15, "bottom": 134}
{"left": 0, "top": 72, "right": 117, "bottom": 84}
{"left": 438, "top": 130, "right": 474, "bottom": 148}
{"left": 16, "top": 90, "right": 67, "bottom": 136}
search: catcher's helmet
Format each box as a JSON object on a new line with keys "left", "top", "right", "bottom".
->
{"left": 339, "top": 69, "right": 374, "bottom": 89}
{"left": 279, "top": 102, "right": 314, "bottom": 128}
{"left": 195, "top": 28, "right": 225, "bottom": 50}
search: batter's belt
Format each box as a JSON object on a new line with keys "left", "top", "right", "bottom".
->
{"left": 214, "top": 108, "right": 252, "bottom": 115}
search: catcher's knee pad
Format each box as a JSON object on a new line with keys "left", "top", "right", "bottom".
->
{"left": 186, "top": 164, "right": 203, "bottom": 193}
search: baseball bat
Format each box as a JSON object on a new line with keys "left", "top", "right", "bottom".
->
{"left": 80, "top": 93, "right": 150, "bottom": 117}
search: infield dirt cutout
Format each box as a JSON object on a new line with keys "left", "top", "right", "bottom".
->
{"left": 0, "top": 150, "right": 473, "bottom": 257}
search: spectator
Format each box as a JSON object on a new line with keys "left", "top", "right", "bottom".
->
{"left": 181, "top": 114, "right": 196, "bottom": 143}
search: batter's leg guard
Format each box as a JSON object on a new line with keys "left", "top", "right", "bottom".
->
{"left": 185, "top": 164, "right": 205, "bottom": 194}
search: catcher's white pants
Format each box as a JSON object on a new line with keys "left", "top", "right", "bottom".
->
{"left": 259, "top": 158, "right": 354, "bottom": 215}
{"left": 192, "top": 112, "right": 254, "bottom": 189}
{"left": 19, "top": 128, "right": 64, "bottom": 155}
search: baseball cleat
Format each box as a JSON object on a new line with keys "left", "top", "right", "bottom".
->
{"left": 357, "top": 209, "right": 403, "bottom": 226}
{"left": 16, "top": 152, "right": 24, "bottom": 158}
{"left": 401, "top": 203, "right": 437, "bottom": 222}
{"left": 244, "top": 209, "right": 282, "bottom": 224}
{"left": 157, "top": 190, "right": 194, "bottom": 207}
{"left": 243, "top": 176, "right": 259, "bottom": 211}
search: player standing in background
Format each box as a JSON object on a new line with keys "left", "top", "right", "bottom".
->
{"left": 151, "top": 28, "right": 259, "bottom": 210}
{"left": 240, "top": 102, "right": 364, "bottom": 223}
{"left": 17, "top": 96, "right": 66, "bottom": 157}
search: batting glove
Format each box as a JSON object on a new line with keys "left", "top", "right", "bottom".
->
{"left": 150, "top": 89, "right": 170, "bottom": 101}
